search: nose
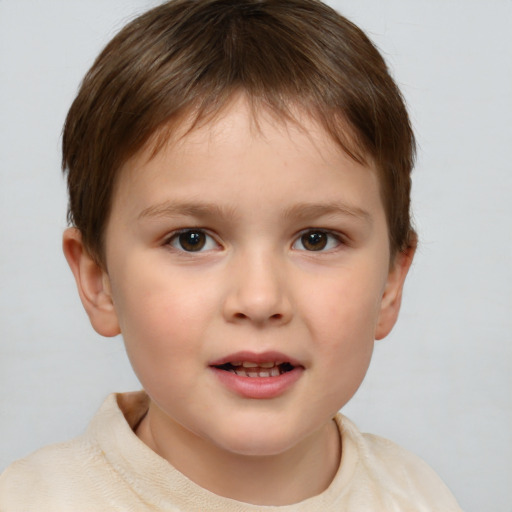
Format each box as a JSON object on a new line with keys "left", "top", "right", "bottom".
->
{"left": 222, "top": 250, "right": 293, "bottom": 326}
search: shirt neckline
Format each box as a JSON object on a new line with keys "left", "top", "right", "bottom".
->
{"left": 87, "top": 391, "right": 358, "bottom": 511}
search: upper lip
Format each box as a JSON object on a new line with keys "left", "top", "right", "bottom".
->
{"left": 209, "top": 351, "right": 303, "bottom": 368}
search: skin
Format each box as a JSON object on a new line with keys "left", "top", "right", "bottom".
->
{"left": 63, "top": 97, "right": 414, "bottom": 506}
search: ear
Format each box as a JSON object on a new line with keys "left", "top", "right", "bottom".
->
{"left": 62, "top": 228, "right": 120, "bottom": 337}
{"left": 375, "top": 243, "right": 416, "bottom": 340}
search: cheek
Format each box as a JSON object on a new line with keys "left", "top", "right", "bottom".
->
{"left": 110, "top": 269, "right": 218, "bottom": 376}
{"left": 305, "top": 268, "right": 385, "bottom": 343}
{"left": 302, "top": 269, "right": 384, "bottom": 400}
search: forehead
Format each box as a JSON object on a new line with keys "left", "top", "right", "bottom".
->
{"left": 139, "top": 93, "right": 371, "bottom": 170}
{"left": 106, "top": 97, "right": 385, "bottom": 239}
{"left": 119, "top": 98, "right": 374, "bottom": 193}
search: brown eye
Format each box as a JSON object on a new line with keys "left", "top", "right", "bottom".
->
{"left": 300, "top": 231, "right": 328, "bottom": 251}
{"left": 170, "top": 230, "right": 214, "bottom": 252}
{"left": 179, "top": 231, "right": 205, "bottom": 251}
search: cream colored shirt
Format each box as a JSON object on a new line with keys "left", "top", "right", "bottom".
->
{"left": 0, "top": 392, "right": 462, "bottom": 511}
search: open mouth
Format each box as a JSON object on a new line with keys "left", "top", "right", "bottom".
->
{"left": 214, "top": 361, "right": 296, "bottom": 378}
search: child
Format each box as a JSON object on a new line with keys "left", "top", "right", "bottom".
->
{"left": 0, "top": 0, "right": 462, "bottom": 509}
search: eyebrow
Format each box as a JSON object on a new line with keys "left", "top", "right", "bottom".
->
{"left": 137, "top": 201, "right": 238, "bottom": 221}
{"left": 283, "top": 202, "right": 372, "bottom": 224}
{"left": 137, "top": 200, "right": 371, "bottom": 223}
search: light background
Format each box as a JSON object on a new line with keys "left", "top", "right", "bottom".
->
{"left": 0, "top": 1, "right": 511, "bottom": 511}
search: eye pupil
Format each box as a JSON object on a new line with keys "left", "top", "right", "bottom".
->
{"left": 301, "top": 231, "right": 327, "bottom": 251}
{"left": 179, "top": 231, "right": 206, "bottom": 251}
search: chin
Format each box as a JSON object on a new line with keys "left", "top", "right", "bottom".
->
{"left": 205, "top": 417, "right": 306, "bottom": 457}
{"left": 217, "top": 437, "right": 299, "bottom": 458}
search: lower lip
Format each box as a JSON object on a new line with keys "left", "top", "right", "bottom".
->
{"left": 211, "top": 367, "right": 304, "bottom": 399}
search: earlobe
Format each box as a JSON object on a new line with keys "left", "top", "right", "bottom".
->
{"left": 375, "top": 244, "right": 416, "bottom": 340}
{"left": 62, "top": 228, "right": 120, "bottom": 337}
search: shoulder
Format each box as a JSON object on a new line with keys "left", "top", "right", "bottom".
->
{"left": 0, "top": 435, "right": 107, "bottom": 510}
{"left": 335, "top": 414, "right": 462, "bottom": 511}
{"left": 0, "top": 393, "right": 145, "bottom": 511}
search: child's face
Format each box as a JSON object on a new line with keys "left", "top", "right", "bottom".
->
{"left": 75, "top": 98, "right": 411, "bottom": 457}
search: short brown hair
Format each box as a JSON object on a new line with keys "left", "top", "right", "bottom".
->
{"left": 62, "top": 0, "right": 416, "bottom": 264}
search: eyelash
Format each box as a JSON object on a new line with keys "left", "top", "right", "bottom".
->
{"left": 292, "top": 229, "right": 344, "bottom": 252}
{"left": 166, "top": 229, "right": 219, "bottom": 253}
{"left": 165, "top": 228, "right": 345, "bottom": 254}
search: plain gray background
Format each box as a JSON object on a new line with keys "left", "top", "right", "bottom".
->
{"left": 1, "top": 1, "right": 511, "bottom": 511}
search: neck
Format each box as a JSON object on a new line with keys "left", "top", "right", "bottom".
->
{"left": 136, "top": 403, "right": 341, "bottom": 506}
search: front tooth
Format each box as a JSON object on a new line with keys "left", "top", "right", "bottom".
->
{"left": 259, "top": 362, "right": 275, "bottom": 368}
{"left": 270, "top": 367, "right": 280, "bottom": 377}
{"left": 258, "top": 371, "right": 270, "bottom": 377}
{"left": 235, "top": 369, "right": 248, "bottom": 377}
{"left": 242, "top": 362, "right": 259, "bottom": 368}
